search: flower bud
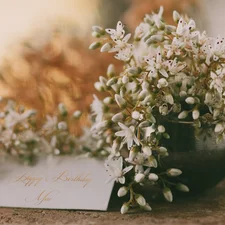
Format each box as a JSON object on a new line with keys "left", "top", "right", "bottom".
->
{"left": 165, "top": 25, "right": 176, "bottom": 34}
{"left": 57, "top": 121, "right": 67, "bottom": 130}
{"left": 143, "top": 203, "right": 152, "bottom": 211}
{"left": 176, "top": 183, "right": 189, "bottom": 192}
{"left": 112, "top": 112, "right": 124, "bottom": 122}
{"left": 126, "top": 67, "right": 141, "bottom": 75}
{"left": 173, "top": 11, "right": 181, "bottom": 23}
{"left": 142, "top": 146, "right": 152, "bottom": 156}
{"left": 96, "top": 139, "right": 104, "bottom": 149}
{"left": 103, "top": 97, "right": 113, "bottom": 105}
{"left": 58, "top": 103, "right": 67, "bottom": 116}
{"left": 92, "top": 31, "right": 101, "bottom": 38}
{"left": 135, "top": 173, "right": 145, "bottom": 183}
{"left": 139, "top": 121, "right": 149, "bottom": 128}
{"left": 115, "top": 94, "right": 127, "bottom": 108}
{"left": 192, "top": 109, "right": 200, "bottom": 120}
{"left": 148, "top": 156, "right": 157, "bottom": 168}
{"left": 165, "top": 94, "right": 174, "bottom": 105}
{"left": 117, "top": 186, "right": 128, "bottom": 197}
{"left": 166, "top": 168, "right": 182, "bottom": 177}
{"left": 132, "top": 111, "right": 140, "bottom": 120}
{"left": 179, "top": 91, "right": 187, "bottom": 97}
{"left": 163, "top": 187, "right": 173, "bottom": 202}
{"left": 141, "top": 81, "right": 149, "bottom": 90}
{"left": 106, "top": 77, "right": 117, "bottom": 86}
{"left": 185, "top": 97, "right": 195, "bottom": 104}
{"left": 158, "top": 146, "right": 167, "bottom": 154}
{"left": 138, "top": 90, "right": 148, "bottom": 100}
{"left": 205, "top": 92, "right": 213, "bottom": 104}
{"left": 141, "top": 95, "right": 152, "bottom": 106}
{"left": 146, "top": 35, "right": 164, "bottom": 45}
{"left": 101, "top": 43, "right": 112, "bottom": 52}
{"left": 92, "top": 25, "right": 105, "bottom": 35}
{"left": 215, "top": 123, "right": 224, "bottom": 133}
{"left": 120, "top": 203, "right": 129, "bottom": 214}
{"left": 135, "top": 194, "right": 146, "bottom": 206}
{"left": 73, "top": 110, "right": 82, "bottom": 119}
{"left": 159, "top": 104, "right": 169, "bottom": 116}
{"left": 122, "top": 75, "right": 129, "bottom": 84}
{"left": 148, "top": 173, "right": 159, "bottom": 181}
{"left": 158, "top": 125, "right": 165, "bottom": 133}
{"left": 107, "top": 64, "right": 115, "bottom": 78}
{"left": 99, "top": 76, "right": 107, "bottom": 87}
{"left": 213, "top": 109, "right": 220, "bottom": 119}
{"left": 94, "top": 82, "right": 104, "bottom": 91}
{"left": 89, "top": 42, "right": 102, "bottom": 50}
{"left": 178, "top": 111, "right": 188, "bottom": 119}
{"left": 157, "top": 78, "right": 168, "bottom": 88}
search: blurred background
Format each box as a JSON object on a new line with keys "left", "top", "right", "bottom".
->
{"left": 0, "top": 0, "right": 222, "bottom": 131}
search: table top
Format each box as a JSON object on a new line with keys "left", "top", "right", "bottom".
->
{"left": 1, "top": 179, "right": 225, "bottom": 225}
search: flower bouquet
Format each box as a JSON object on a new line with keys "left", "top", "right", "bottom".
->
{"left": 89, "top": 7, "right": 225, "bottom": 213}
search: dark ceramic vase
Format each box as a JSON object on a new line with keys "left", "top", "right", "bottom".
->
{"left": 161, "top": 120, "right": 225, "bottom": 193}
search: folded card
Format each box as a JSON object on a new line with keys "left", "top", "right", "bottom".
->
{"left": 0, "top": 156, "right": 114, "bottom": 211}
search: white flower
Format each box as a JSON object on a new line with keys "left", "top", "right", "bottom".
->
{"left": 151, "top": 6, "right": 164, "bottom": 28}
{"left": 114, "top": 47, "right": 133, "bottom": 62}
{"left": 106, "top": 21, "right": 125, "bottom": 41}
{"left": 134, "top": 22, "right": 150, "bottom": 40}
{"left": 109, "top": 33, "right": 132, "bottom": 53}
{"left": 105, "top": 157, "right": 133, "bottom": 184}
{"left": 17, "top": 130, "right": 39, "bottom": 143}
{"left": 4, "top": 109, "right": 35, "bottom": 128}
{"left": 57, "top": 121, "right": 68, "bottom": 130}
{"left": 42, "top": 115, "right": 58, "bottom": 134}
{"left": 142, "top": 146, "right": 152, "bottom": 156}
{"left": 115, "top": 122, "right": 140, "bottom": 149}
{"left": 142, "top": 125, "right": 156, "bottom": 139}
{"left": 210, "top": 71, "right": 225, "bottom": 94}
{"left": 157, "top": 78, "right": 168, "bottom": 88}
{"left": 0, "top": 129, "right": 14, "bottom": 148}
{"left": 91, "top": 95, "right": 104, "bottom": 123}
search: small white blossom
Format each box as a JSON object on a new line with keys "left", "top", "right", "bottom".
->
{"left": 91, "top": 95, "right": 104, "bottom": 123}
{"left": 42, "top": 115, "right": 58, "bottom": 134}
{"left": 106, "top": 21, "right": 125, "bottom": 41}
{"left": 105, "top": 157, "right": 133, "bottom": 184}
{"left": 115, "top": 122, "right": 140, "bottom": 149}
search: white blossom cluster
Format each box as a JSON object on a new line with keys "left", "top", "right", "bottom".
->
{"left": 89, "top": 7, "right": 225, "bottom": 213}
{"left": 0, "top": 99, "right": 82, "bottom": 164}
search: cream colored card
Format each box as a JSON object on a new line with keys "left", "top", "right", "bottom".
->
{"left": 0, "top": 156, "right": 114, "bottom": 211}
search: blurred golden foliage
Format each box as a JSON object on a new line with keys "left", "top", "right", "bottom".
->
{"left": 0, "top": 31, "right": 121, "bottom": 134}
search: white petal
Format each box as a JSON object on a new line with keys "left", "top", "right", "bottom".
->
{"left": 118, "top": 176, "right": 125, "bottom": 184}
{"left": 115, "top": 130, "right": 126, "bottom": 137}
{"left": 122, "top": 165, "right": 133, "bottom": 174}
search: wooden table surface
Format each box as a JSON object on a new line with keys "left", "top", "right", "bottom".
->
{"left": 1, "top": 179, "right": 225, "bottom": 225}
